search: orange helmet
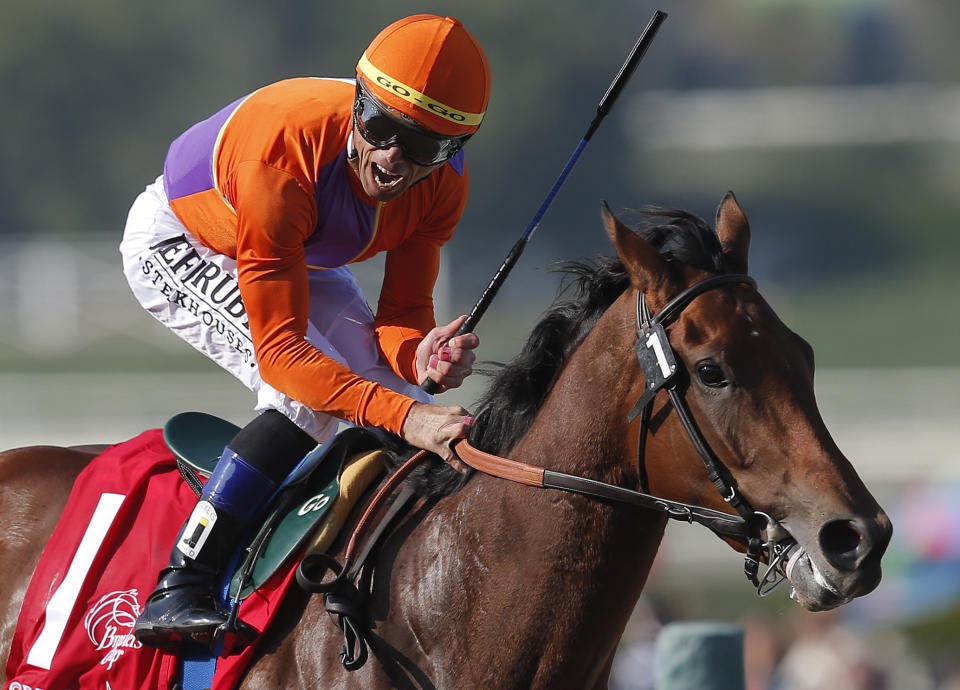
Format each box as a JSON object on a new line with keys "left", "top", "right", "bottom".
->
{"left": 357, "top": 15, "right": 491, "bottom": 137}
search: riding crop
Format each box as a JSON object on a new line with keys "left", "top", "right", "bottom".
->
{"left": 424, "top": 9, "right": 668, "bottom": 394}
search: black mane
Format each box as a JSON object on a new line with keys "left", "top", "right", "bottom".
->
{"left": 401, "top": 206, "right": 728, "bottom": 495}
{"left": 468, "top": 256, "right": 629, "bottom": 457}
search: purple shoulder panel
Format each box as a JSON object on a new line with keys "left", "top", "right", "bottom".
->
{"left": 163, "top": 95, "right": 248, "bottom": 202}
{"left": 303, "top": 150, "right": 377, "bottom": 268}
{"left": 446, "top": 149, "right": 465, "bottom": 176}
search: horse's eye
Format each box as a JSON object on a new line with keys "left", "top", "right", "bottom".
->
{"left": 696, "top": 362, "right": 729, "bottom": 388}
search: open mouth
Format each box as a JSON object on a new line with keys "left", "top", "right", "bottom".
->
{"left": 784, "top": 546, "right": 852, "bottom": 611}
{"left": 751, "top": 520, "right": 855, "bottom": 611}
{"left": 372, "top": 162, "right": 404, "bottom": 190}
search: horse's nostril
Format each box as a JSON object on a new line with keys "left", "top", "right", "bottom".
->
{"left": 819, "top": 519, "right": 865, "bottom": 570}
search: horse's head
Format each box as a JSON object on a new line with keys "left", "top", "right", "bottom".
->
{"left": 602, "top": 193, "right": 891, "bottom": 611}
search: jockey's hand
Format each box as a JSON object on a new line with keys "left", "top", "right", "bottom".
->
{"left": 415, "top": 315, "right": 479, "bottom": 392}
{"left": 401, "top": 402, "right": 471, "bottom": 469}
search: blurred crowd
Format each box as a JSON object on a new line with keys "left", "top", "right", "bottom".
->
{"left": 609, "top": 599, "right": 957, "bottom": 690}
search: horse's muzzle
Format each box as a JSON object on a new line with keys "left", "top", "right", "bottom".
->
{"left": 786, "top": 512, "right": 892, "bottom": 611}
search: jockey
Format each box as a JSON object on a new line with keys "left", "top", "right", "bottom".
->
{"left": 120, "top": 14, "right": 490, "bottom": 649}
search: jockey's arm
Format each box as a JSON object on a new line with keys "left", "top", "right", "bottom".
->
{"left": 375, "top": 232, "right": 479, "bottom": 462}
{"left": 234, "top": 163, "right": 417, "bottom": 436}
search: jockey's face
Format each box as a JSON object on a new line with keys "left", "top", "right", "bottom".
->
{"left": 350, "top": 128, "right": 440, "bottom": 203}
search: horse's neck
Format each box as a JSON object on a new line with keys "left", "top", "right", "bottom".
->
{"left": 276, "top": 296, "right": 667, "bottom": 688}
{"left": 515, "top": 289, "right": 640, "bottom": 479}
{"left": 430, "top": 293, "right": 666, "bottom": 684}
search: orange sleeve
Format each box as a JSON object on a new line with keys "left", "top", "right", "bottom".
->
{"left": 374, "top": 166, "right": 468, "bottom": 384}
{"left": 232, "top": 161, "right": 416, "bottom": 434}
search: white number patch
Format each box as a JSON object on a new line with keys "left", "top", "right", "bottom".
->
{"left": 645, "top": 330, "right": 674, "bottom": 379}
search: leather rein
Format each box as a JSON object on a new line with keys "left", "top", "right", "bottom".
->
{"left": 454, "top": 273, "right": 796, "bottom": 593}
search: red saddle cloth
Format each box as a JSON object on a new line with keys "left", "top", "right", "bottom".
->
{"left": 4, "top": 429, "right": 300, "bottom": 690}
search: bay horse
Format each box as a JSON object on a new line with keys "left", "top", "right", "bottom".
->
{"left": 0, "top": 193, "right": 891, "bottom": 689}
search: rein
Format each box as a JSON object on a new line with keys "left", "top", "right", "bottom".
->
{"left": 453, "top": 440, "right": 747, "bottom": 539}
{"left": 454, "top": 273, "right": 796, "bottom": 593}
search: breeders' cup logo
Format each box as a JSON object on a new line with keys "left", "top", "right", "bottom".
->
{"left": 83, "top": 589, "right": 143, "bottom": 670}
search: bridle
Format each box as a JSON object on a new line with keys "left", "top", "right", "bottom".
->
{"left": 629, "top": 273, "right": 791, "bottom": 589}
{"left": 454, "top": 272, "right": 797, "bottom": 594}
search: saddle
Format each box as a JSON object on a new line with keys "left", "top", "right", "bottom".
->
{"left": 166, "top": 412, "right": 440, "bottom": 674}
{"left": 163, "top": 412, "right": 390, "bottom": 603}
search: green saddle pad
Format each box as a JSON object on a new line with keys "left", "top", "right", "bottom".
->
{"left": 163, "top": 411, "right": 368, "bottom": 601}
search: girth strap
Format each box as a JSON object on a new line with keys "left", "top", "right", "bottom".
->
{"left": 296, "top": 450, "right": 428, "bottom": 671}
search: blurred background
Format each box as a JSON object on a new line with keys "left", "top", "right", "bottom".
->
{"left": 1, "top": 0, "right": 958, "bottom": 687}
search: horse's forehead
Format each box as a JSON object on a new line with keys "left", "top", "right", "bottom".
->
{"left": 676, "top": 288, "right": 785, "bottom": 350}
{"left": 679, "top": 287, "right": 757, "bottom": 330}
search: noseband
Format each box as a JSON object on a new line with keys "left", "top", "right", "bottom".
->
{"left": 455, "top": 272, "right": 796, "bottom": 594}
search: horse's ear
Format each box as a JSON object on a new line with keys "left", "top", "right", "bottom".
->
{"left": 601, "top": 201, "right": 669, "bottom": 293}
{"left": 716, "top": 191, "right": 750, "bottom": 274}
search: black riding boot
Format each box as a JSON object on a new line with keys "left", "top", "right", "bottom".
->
{"left": 134, "top": 410, "right": 317, "bottom": 650}
{"left": 134, "top": 503, "right": 250, "bottom": 648}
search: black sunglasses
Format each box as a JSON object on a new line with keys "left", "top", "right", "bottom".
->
{"left": 352, "top": 82, "right": 469, "bottom": 167}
